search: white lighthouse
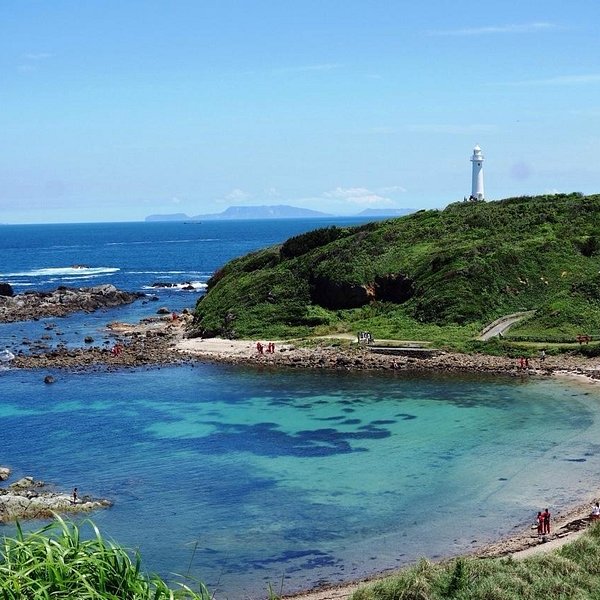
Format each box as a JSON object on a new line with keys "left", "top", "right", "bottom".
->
{"left": 470, "top": 145, "right": 485, "bottom": 201}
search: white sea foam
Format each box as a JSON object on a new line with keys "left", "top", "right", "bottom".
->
{"left": 142, "top": 281, "right": 207, "bottom": 291}
{"left": 0, "top": 349, "right": 15, "bottom": 362}
{"left": 106, "top": 239, "right": 201, "bottom": 246}
{"left": 0, "top": 266, "right": 120, "bottom": 278}
{"left": 4, "top": 281, "right": 34, "bottom": 287}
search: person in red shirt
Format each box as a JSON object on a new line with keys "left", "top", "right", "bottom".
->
{"left": 536, "top": 511, "right": 544, "bottom": 537}
{"left": 543, "top": 508, "right": 551, "bottom": 535}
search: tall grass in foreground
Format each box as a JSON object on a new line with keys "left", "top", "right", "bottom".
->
{"left": 351, "top": 523, "right": 600, "bottom": 600}
{"left": 0, "top": 515, "right": 209, "bottom": 599}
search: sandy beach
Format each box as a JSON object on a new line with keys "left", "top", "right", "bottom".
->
{"left": 176, "top": 333, "right": 600, "bottom": 381}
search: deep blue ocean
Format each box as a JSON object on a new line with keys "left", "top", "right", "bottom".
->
{"left": 2, "top": 219, "right": 600, "bottom": 599}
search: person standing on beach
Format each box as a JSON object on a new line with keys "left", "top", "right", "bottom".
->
{"left": 72, "top": 487, "right": 78, "bottom": 504}
{"left": 543, "top": 508, "right": 551, "bottom": 534}
{"left": 536, "top": 511, "right": 544, "bottom": 537}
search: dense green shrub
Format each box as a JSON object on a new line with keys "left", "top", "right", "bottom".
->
{"left": 0, "top": 517, "right": 209, "bottom": 599}
{"left": 193, "top": 193, "right": 600, "bottom": 343}
{"left": 351, "top": 523, "right": 600, "bottom": 600}
{"left": 280, "top": 226, "right": 350, "bottom": 259}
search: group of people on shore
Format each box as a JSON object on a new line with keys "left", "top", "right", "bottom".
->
{"left": 256, "top": 341, "right": 275, "bottom": 354}
{"left": 519, "top": 349, "right": 547, "bottom": 370}
{"left": 536, "top": 508, "right": 551, "bottom": 538}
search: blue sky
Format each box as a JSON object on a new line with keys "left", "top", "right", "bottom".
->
{"left": 1, "top": 1, "right": 599, "bottom": 223}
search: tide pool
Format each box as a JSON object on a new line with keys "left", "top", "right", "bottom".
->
{"left": 1, "top": 364, "right": 600, "bottom": 597}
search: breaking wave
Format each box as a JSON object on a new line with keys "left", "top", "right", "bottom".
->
{"left": 0, "top": 266, "right": 120, "bottom": 278}
{"left": 142, "top": 281, "right": 207, "bottom": 291}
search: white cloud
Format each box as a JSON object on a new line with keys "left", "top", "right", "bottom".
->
{"left": 171, "top": 196, "right": 181, "bottom": 204}
{"left": 23, "top": 52, "right": 52, "bottom": 60}
{"left": 225, "top": 188, "right": 251, "bottom": 202}
{"left": 18, "top": 52, "right": 53, "bottom": 73}
{"left": 494, "top": 74, "right": 600, "bottom": 86}
{"left": 429, "top": 22, "right": 556, "bottom": 36}
{"left": 324, "top": 187, "right": 393, "bottom": 206}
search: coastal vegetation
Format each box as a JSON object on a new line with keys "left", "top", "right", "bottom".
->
{"left": 5, "top": 518, "right": 600, "bottom": 600}
{"left": 192, "top": 193, "right": 600, "bottom": 353}
{"left": 0, "top": 517, "right": 208, "bottom": 599}
{"left": 351, "top": 523, "right": 600, "bottom": 600}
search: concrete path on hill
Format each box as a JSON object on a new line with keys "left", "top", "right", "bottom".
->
{"left": 478, "top": 311, "right": 535, "bottom": 341}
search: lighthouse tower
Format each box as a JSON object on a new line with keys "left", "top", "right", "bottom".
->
{"left": 470, "top": 145, "right": 485, "bottom": 201}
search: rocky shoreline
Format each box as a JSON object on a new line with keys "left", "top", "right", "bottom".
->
{"left": 1, "top": 283, "right": 597, "bottom": 378}
{"left": 0, "top": 468, "right": 112, "bottom": 524}
{"left": 7, "top": 312, "right": 600, "bottom": 381}
{"left": 178, "top": 336, "right": 600, "bottom": 381}
{"left": 0, "top": 284, "right": 144, "bottom": 323}
{"left": 10, "top": 316, "right": 192, "bottom": 371}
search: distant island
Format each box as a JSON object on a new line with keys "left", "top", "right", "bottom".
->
{"left": 145, "top": 204, "right": 415, "bottom": 222}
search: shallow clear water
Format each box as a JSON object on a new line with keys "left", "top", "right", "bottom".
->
{"left": 2, "top": 365, "right": 600, "bottom": 597}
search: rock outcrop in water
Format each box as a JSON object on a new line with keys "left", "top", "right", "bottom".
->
{"left": 0, "top": 282, "right": 14, "bottom": 297}
{"left": 0, "top": 471, "right": 112, "bottom": 523}
{"left": 0, "top": 285, "right": 144, "bottom": 323}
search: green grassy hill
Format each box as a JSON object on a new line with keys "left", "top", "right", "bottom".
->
{"left": 191, "top": 193, "right": 600, "bottom": 348}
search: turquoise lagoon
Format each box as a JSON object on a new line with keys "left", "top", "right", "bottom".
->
{"left": 2, "top": 364, "right": 600, "bottom": 597}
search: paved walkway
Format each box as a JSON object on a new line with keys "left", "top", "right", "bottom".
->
{"left": 478, "top": 311, "right": 535, "bottom": 341}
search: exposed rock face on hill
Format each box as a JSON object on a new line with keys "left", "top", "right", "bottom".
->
{"left": 309, "top": 273, "right": 414, "bottom": 309}
{"left": 0, "top": 285, "right": 144, "bottom": 323}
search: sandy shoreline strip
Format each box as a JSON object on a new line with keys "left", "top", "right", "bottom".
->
{"left": 176, "top": 334, "right": 600, "bottom": 382}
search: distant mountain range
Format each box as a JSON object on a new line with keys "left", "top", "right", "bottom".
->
{"left": 145, "top": 205, "right": 415, "bottom": 222}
